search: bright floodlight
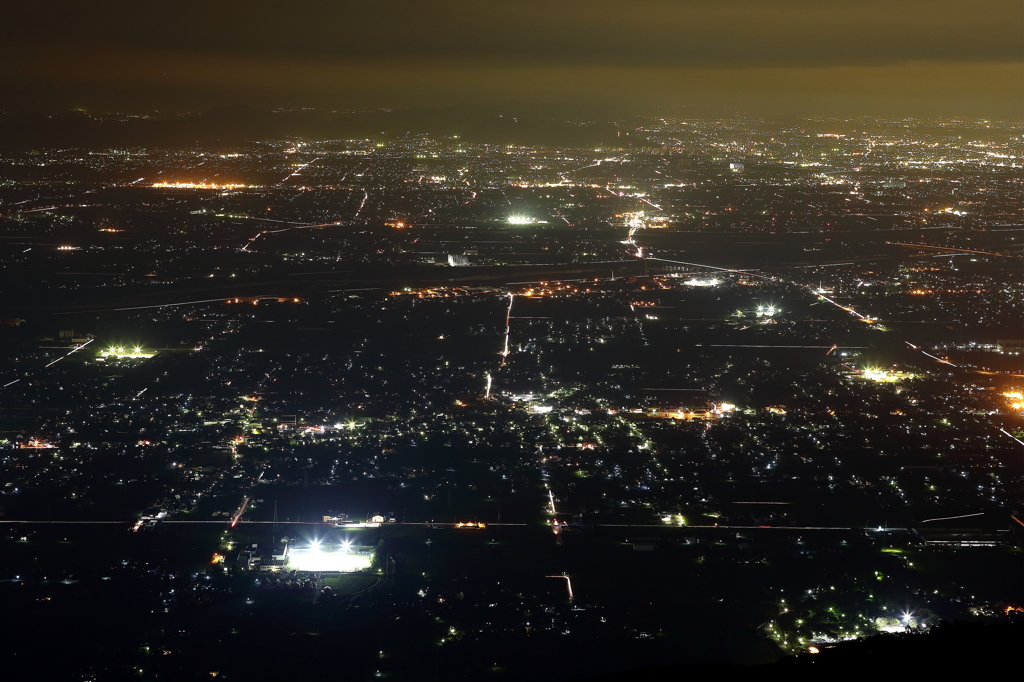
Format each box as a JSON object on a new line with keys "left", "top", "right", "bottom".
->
{"left": 507, "top": 215, "right": 532, "bottom": 225}
{"left": 286, "top": 543, "right": 372, "bottom": 572}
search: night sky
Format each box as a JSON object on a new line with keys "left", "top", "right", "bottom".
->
{"left": 4, "top": 0, "right": 1022, "bottom": 117}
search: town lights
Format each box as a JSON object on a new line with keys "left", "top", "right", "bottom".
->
{"left": 1003, "top": 391, "right": 1023, "bottom": 410}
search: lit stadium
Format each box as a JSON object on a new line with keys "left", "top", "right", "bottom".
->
{"left": 283, "top": 540, "right": 374, "bottom": 573}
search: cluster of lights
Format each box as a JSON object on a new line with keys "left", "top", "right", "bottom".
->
{"left": 1003, "top": 391, "right": 1023, "bottom": 411}
{"left": 152, "top": 182, "right": 247, "bottom": 190}
{"left": 20, "top": 438, "right": 54, "bottom": 449}
{"left": 683, "top": 277, "right": 721, "bottom": 287}
{"left": 99, "top": 346, "right": 155, "bottom": 359}
{"left": 226, "top": 297, "right": 301, "bottom": 305}
{"left": 861, "top": 367, "right": 915, "bottom": 383}
{"left": 286, "top": 540, "right": 372, "bottom": 572}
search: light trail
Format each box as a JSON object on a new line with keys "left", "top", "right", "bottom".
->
{"left": 0, "top": 520, "right": 130, "bottom": 524}
{"left": 998, "top": 428, "right": 1024, "bottom": 448}
{"left": 2, "top": 379, "right": 20, "bottom": 389}
{"left": 43, "top": 338, "right": 94, "bottom": 368}
{"left": 645, "top": 257, "right": 766, "bottom": 279}
{"left": 353, "top": 190, "right": 370, "bottom": 221}
{"left": 594, "top": 524, "right": 909, "bottom": 531}
{"left": 500, "top": 293, "right": 514, "bottom": 367}
{"left": 0, "top": 520, "right": 537, "bottom": 526}
{"left": 275, "top": 156, "right": 319, "bottom": 187}
{"left": 917, "top": 512, "right": 985, "bottom": 524}
{"left": 811, "top": 289, "right": 867, "bottom": 319}
{"left": 287, "top": 270, "right": 355, "bottom": 276}
{"left": 240, "top": 221, "right": 339, "bottom": 251}
{"left": 919, "top": 350, "right": 957, "bottom": 367}
{"left": 547, "top": 573, "right": 574, "bottom": 601}
{"left": 792, "top": 262, "right": 856, "bottom": 269}
{"left": 890, "top": 242, "right": 1010, "bottom": 258}
{"left": 710, "top": 344, "right": 867, "bottom": 349}
{"left": 54, "top": 297, "right": 287, "bottom": 315}
{"left": 230, "top": 497, "right": 250, "bottom": 528}
{"left": 326, "top": 287, "right": 381, "bottom": 293}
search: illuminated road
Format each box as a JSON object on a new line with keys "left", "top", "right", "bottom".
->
{"left": 890, "top": 242, "right": 1013, "bottom": 258}
{"left": 241, "top": 220, "right": 341, "bottom": 251}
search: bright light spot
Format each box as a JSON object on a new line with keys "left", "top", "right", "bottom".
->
{"left": 286, "top": 544, "right": 372, "bottom": 572}
{"left": 683, "top": 277, "right": 721, "bottom": 287}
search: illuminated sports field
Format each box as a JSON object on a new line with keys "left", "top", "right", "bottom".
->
{"left": 284, "top": 541, "right": 374, "bottom": 573}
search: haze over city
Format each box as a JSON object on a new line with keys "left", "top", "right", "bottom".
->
{"left": 4, "top": 0, "right": 1023, "bottom": 118}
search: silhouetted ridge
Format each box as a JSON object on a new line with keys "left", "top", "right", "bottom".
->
{"left": 0, "top": 105, "right": 621, "bottom": 150}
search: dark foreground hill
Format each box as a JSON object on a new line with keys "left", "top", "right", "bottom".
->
{"left": 579, "top": 620, "right": 1024, "bottom": 680}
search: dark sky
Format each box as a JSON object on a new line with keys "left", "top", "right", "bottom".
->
{"left": 3, "top": 0, "right": 1022, "bottom": 117}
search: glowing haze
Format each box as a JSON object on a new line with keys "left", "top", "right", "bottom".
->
{"left": 3, "top": 0, "right": 1021, "bottom": 117}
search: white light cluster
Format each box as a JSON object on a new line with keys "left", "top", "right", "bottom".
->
{"left": 286, "top": 542, "right": 373, "bottom": 572}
